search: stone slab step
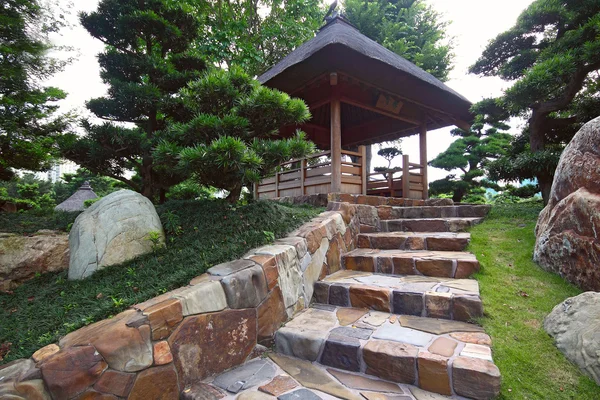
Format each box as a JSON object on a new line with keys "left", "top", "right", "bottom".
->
{"left": 274, "top": 306, "right": 500, "bottom": 399}
{"left": 358, "top": 232, "right": 471, "bottom": 251}
{"left": 380, "top": 217, "right": 484, "bottom": 233}
{"left": 198, "top": 349, "right": 476, "bottom": 400}
{"left": 342, "top": 249, "right": 480, "bottom": 279}
{"left": 377, "top": 205, "right": 490, "bottom": 220}
{"left": 313, "top": 271, "right": 483, "bottom": 322}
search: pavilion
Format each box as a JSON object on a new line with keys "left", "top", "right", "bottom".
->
{"left": 255, "top": 15, "right": 472, "bottom": 200}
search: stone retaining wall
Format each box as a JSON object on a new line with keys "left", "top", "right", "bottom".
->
{"left": 0, "top": 201, "right": 374, "bottom": 399}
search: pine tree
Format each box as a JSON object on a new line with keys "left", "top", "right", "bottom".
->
{"left": 0, "top": 0, "right": 72, "bottom": 180}
{"left": 60, "top": 0, "right": 206, "bottom": 202}
{"left": 429, "top": 108, "right": 512, "bottom": 203}
{"left": 470, "top": 0, "right": 600, "bottom": 203}
{"left": 153, "top": 67, "right": 314, "bottom": 202}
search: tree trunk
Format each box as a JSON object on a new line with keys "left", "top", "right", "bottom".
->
{"left": 226, "top": 184, "right": 242, "bottom": 204}
{"left": 529, "top": 110, "right": 551, "bottom": 205}
{"left": 141, "top": 157, "right": 154, "bottom": 201}
{"left": 159, "top": 188, "right": 166, "bottom": 204}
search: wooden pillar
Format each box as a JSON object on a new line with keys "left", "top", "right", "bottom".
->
{"left": 359, "top": 145, "right": 367, "bottom": 195}
{"left": 420, "top": 124, "right": 428, "bottom": 199}
{"left": 402, "top": 154, "right": 410, "bottom": 198}
{"left": 253, "top": 182, "right": 258, "bottom": 200}
{"left": 330, "top": 73, "right": 342, "bottom": 193}
{"left": 275, "top": 171, "right": 280, "bottom": 198}
{"left": 300, "top": 158, "right": 306, "bottom": 195}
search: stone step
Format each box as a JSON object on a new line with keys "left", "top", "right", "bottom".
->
{"left": 358, "top": 232, "right": 471, "bottom": 251}
{"left": 313, "top": 270, "right": 483, "bottom": 321}
{"left": 380, "top": 217, "right": 484, "bottom": 233}
{"left": 274, "top": 306, "right": 500, "bottom": 399}
{"left": 342, "top": 249, "right": 480, "bottom": 279}
{"left": 377, "top": 205, "right": 490, "bottom": 220}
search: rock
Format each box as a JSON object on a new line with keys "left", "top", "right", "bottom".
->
{"left": 153, "top": 341, "right": 173, "bottom": 365}
{"left": 372, "top": 323, "right": 434, "bottom": 347}
{"left": 220, "top": 264, "right": 268, "bottom": 309}
{"left": 12, "top": 380, "right": 51, "bottom": 400}
{"left": 257, "top": 286, "right": 287, "bottom": 344}
{"left": 329, "top": 285, "right": 350, "bottom": 307}
{"left": 392, "top": 291, "right": 423, "bottom": 316}
{"left": 32, "top": 344, "right": 60, "bottom": 363}
{"left": 68, "top": 190, "right": 165, "bottom": 280}
{"left": 275, "top": 309, "right": 337, "bottom": 361}
{"left": 349, "top": 286, "right": 391, "bottom": 312}
{"left": 40, "top": 346, "right": 107, "bottom": 399}
{"left": 93, "top": 370, "right": 136, "bottom": 397}
{"left": 326, "top": 369, "right": 403, "bottom": 393}
{"left": 534, "top": 117, "right": 600, "bottom": 291}
{"left": 417, "top": 352, "right": 451, "bottom": 396}
{"left": 0, "top": 231, "right": 69, "bottom": 290}
{"left": 213, "top": 359, "right": 276, "bottom": 393}
{"left": 180, "top": 383, "right": 225, "bottom": 400}
{"left": 453, "top": 296, "right": 483, "bottom": 322}
{"left": 250, "top": 255, "right": 279, "bottom": 290}
{"left": 362, "top": 340, "right": 418, "bottom": 384}
{"left": 424, "top": 292, "right": 452, "bottom": 319}
{"left": 303, "top": 238, "right": 329, "bottom": 304}
{"left": 128, "top": 365, "right": 179, "bottom": 400}
{"left": 330, "top": 326, "right": 373, "bottom": 340}
{"left": 143, "top": 298, "right": 183, "bottom": 340}
{"left": 427, "top": 337, "right": 457, "bottom": 357}
{"left": 73, "top": 390, "right": 118, "bottom": 400}
{"left": 278, "top": 388, "right": 322, "bottom": 400}
{"left": 336, "top": 308, "right": 367, "bottom": 326}
{"left": 173, "top": 281, "right": 228, "bottom": 316}
{"left": 59, "top": 310, "right": 153, "bottom": 372}
{"left": 320, "top": 334, "right": 361, "bottom": 371}
{"left": 259, "top": 375, "right": 299, "bottom": 396}
{"left": 361, "top": 311, "right": 389, "bottom": 327}
{"left": 452, "top": 357, "right": 500, "bottom": 399}
{"left": 449, "top": 332, "right": 492, "bottom": 346}
{"left": 254, "top": 245, "right": 302, "bottom": 312}
{"left": 0, "top": 360, "right": 51, "bottom": 400}
{"left": 544, "top": 292, "right": 600, "bottom": 383}
{"left": 268, "top": 354, "right": 362, "bottom": 400}
{"left": 460, "top": 343, "right": 493, "bottom": 362}
{"left": 168, "top": 309, "right": 256, "bottom": 386}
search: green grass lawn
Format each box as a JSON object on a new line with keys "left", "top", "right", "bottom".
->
{"left": 469, "top": 202, "right": 600, "bottom": 399}
{"left": 0, "top": 199, "right": 320, "bottom": 363}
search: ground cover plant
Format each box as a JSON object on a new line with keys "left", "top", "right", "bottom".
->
{"left": 0, "top": 209, "right": 79, "bottom": 234}
{"left": 469, "top": 202, "right": 600, "bottom": 399}
{"left": 0, "top": 199, "right": 320, "bottom": 363}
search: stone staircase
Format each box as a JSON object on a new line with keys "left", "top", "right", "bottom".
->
{"left": 272, "top": 201, "right": 500, "bottom": 399}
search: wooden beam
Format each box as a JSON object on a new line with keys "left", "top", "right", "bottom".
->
{"left": 341, "top": 96, "right": 421, "bottom": 125}
{"left": 330, "top": 74, "right": 342, "bottom": 193}
{"left": 343, "top": 118, "right": 414, "bottom": 147}
{"left": 359, "top": 145, "right": 367, "bottom": 195}
{"left": 402, "top": 155, "right": 410, "bottom": 198}
{"left": 420, "top": 124, "right": 428, "bottom": 199}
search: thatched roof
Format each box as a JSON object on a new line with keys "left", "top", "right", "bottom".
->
{"left": 258, "top": 16, "right": 472, "bottom": 126}
{"left": 55, "top": 182, "right": 98, "bottom": 212}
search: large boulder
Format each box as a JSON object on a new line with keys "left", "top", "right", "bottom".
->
{"left": 544, "top": 292, "right": 600, "bottom": 384}
{"left": 0, "top": 230, "right": 69, "bottom": 290}
{"left": 68, "top": 190, "right": 165, "bottom": 280}
{"left": 534, "top": 116, "right": 600, "bottom": 291}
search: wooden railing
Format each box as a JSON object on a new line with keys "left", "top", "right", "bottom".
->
{"left": 367, "top": 154, "right": 426, "bottom": 199}
{"left": 254, "top": 147, "right": 366, "bottom": 199}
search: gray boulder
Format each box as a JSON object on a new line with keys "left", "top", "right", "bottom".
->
{"left": 544, "top": 292, "right": 600, "bottom": 384}
{"left": 68, "top": 190, "right": 165, "bottom": 280}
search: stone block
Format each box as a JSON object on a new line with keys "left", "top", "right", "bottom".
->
{"left": 257, "top": 286, "right": 287, "bottom": 344}
{"left": 336, "top": 308, "right": 367, "bottom": 326}
{"left": 320, "top": 334, "right": 361, "bottom": 371}
{"left": 392, "top": 291, "right": 424, "bottom": 316}
{"left": 453, "top": 296, "right": 483, "bottom": 322}
{"left": 455, "top": 260, "right": 480, "bottom": 278}
{"left": 40, "top": 346, "right": 107, "bottom": 399}
{"left": 220, "top": 264, "right": 268, "bottom": 309}
{"left": 168, "top": 309, "right": 257, "bottom": 386}
{"left": 427, "top": 337, "right": 458, "bottom": 357}
{"left": 343, "top": 255, "right": 375, "bottom": 272}
{"left": 349, "top": 285, "right": 391, "bottom": 312}
{"left": 313, "top": 281, "right": 330, "bottom": 304}
{"left": 128, "top": 365, "right": 179, "bottom": 400}
{"left": 427, "top": 237, "right": 469, "bottom": 252}
{"left": 256, "top": 245, "right": 302, "bottom": 310}
{"left": 173, "top": 281, "right": 227, "bottom": 316}
{"left": 377, "top": 206, "right": 392, "bottom": 220}
{"left": 303, "top": 238, "right": 329, "bottom": 304}
{"left": 449, "top": 332, "right": 492, "bottom": 346}
{"left": 356, "top": 205, "right": 379, "bottom": 227}
{"left": 180, "top": 383, "right": 225, "bottom": 400}
{"left": 59, "top": 310, "right": 153, "bottom": 372}
{"left": 208, "top": 259, "right": 255, "bottom": 276}
{"left": 330, "top": 326, "right": 373, "bottom": 340}
{"left": 143, "top": 298, "right": 183, "bottom": 340}
{"left": 213, "top": 359, "right": 276, "bottom": 393}
{"left": 276, "top": 237, "right": 308, "bottom": 259}
{"left": 405, "top": 236, "right": 425, "bottom": 250}
{"left": 452, "top": 357, "right": 501, "bottom": 399}
{"left": 93, "top": 370, "right": 135, "bottom": 397}
{"left": 460, "top": 343, "right": 493, "bottom": 362}
{"left": 275, "top": 327, "right": 327, "bottom": 362}
{"left": 392, "top": 257, "right": 415, "bottom": 275}
{"left": 153, "top": 341, "right": 173, "bottom": 365}
{"left": 258, "top": 375, "right": 299, "bottom": 396}
{"left": 326, "top": 236, "right": 343, "bottom": 274}
{"left": 357, "top": 235, "right": 371, "bottom": 248}
{"left": 372, "top": 323, "right": 434, "bottom": 347}
{"left": 32, "top": 344, "right": 60, "bottom": 363}
{"left": 424, "top": 292, "right": 452, "bottom": 319}
{"left": 363, "top": 340, "right": 418, "bottom": 384}
{"left": 250, "top": 254, "right": 278, "bottom": 290}
{"left": 415, "top": 259, "right": 453, "bottom": 278}
{"left": 417, "top": 351, "right": 451, "bottom": 395}
{"left": 377, "top": 257, "right": 393, "bottom": 274}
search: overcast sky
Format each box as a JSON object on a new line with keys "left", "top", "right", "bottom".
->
{"left": 47, "top": 0, "right": 534, "bottom": 182}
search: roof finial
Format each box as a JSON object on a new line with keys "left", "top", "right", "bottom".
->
{"left": 323, "top": 0, "right": 338, "bottom": 22}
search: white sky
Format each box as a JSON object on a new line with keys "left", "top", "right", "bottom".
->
{"left": 47, "top": 0, "right": 534, "bottom": 182}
